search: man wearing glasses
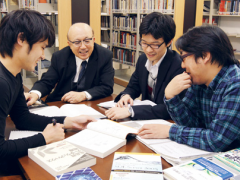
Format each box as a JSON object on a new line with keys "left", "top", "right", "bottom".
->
{"left": 105, "top": 12, "right": 184, "bottom": 120}
{"left": 25, "top": 23, "right": 114, "bottom": 104}
{"left": 139, "top": 26, "right": 240, "bottom": 152}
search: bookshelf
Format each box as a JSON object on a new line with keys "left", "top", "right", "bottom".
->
{"left": 101, "top": 0, "right": 185, "bottom": 87}
{"left": 202, "top": 0, "right": 240, "bottom": 60}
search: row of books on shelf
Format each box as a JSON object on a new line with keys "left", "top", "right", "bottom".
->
{"left": 101, "top": 30, "right": 110, "bottom": 43}
{"left": 101, "top": 16, "right": 110, "bottom": 28}
{"left": 0, "top": 0, "right": 7, "bottom": 12}
{"left": 19, "top": 0, "right": 57, "bottom": 10}
{"left": 112, "top": 0, "right": 175, "bottom": 13}
{"left": 113, "top": 47, "right": 136, "bottom": 66}
{"left": 113, "top": 15, "right": 137, "bottom": 31}
{"left": 112, "top": 31, "right": 137, "bottom": 49}
{"left": 218, "top": 0, "right": 240, "bottom": 15}
{"left": 203, "top": 17, "right": 218, "bottom": 26}
{"left": 101, "top": 0, "right": 111, "bottom": 15}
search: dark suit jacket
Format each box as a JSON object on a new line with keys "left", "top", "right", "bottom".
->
{"left": 115, "top": 49, "right": 184, "bottom": 120}
{"left": 32, "top": 43, "right": 114, "bottom": 102}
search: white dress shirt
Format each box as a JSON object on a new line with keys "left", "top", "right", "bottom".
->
{"left": 30, "top": 56, "right": 92, "bottom": 100}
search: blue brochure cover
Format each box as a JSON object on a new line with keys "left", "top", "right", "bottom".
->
{"left": 193, "top": 157, "right": 233, "bottom": 180}
{"left": 56, "top": 167, "right": 102, "bottom": 180}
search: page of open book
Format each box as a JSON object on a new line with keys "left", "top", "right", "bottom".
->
{"left": 151, "top": 141, "right": 213, "bottom": 160}
{"left": 30, "top": 104, "right": 105, "bottom": 118}
{"left": 9, "top": 130, "right": 41, "bottom": 140}
{"left": 65, "top": 129, "right": 126, "bottom": 156}
{"left": 59, "top": 104, "right": 105, "bottom": 118}
{"left": 98, "top": 100, "right": 157, "bottom": 109}
{"left": 121, "top": 120, "right": 215, "bottom": 165}
{"left": 87, "top": 120, "right": 138, "bottom": 140}
{"left": 121, "top": 120, "right": 173, "bottom": 145}
{"left": 30, "top": 106, "right": 65, "bottom": 117}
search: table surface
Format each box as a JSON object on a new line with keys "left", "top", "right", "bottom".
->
{"left": 6, "top": 95, "right": 172, "bottom": 180}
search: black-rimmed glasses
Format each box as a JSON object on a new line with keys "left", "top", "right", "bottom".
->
{"left": 68, "top": 37, "right": 93, "bottom": 47}
{"left": 180, "top": 53, "right": 193, "bottom": 62}
{"left": 139, "top": 40, "right": 165, "bottom": 49}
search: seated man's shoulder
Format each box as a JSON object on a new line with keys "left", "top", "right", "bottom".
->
{"left": 168, "top": 49, "right": 182, "bottom": 63}
{"left": 53, "top": 46, "right": 72, "bottom": 57}
{"left": 95, "top": 43, "right": 112, "bottom": 55}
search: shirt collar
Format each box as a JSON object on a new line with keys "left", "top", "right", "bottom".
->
{"left": 207, "top": 66, "right": 228, "bottom": 91}
{"left": 145, "top": 49, "right": 167, "bottom": 76}
{"left": 75, "top": 56, "right": 89, "bottom": 66}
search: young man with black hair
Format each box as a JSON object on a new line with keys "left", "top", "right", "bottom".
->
{"left": 105, "top": 12, "right": 184, "bottom": 120}
{"left": 0, "top": 10, "right": 95, "bottom": 175}
{"left": 139, "top": 25, "right": 240, "bottom": 152}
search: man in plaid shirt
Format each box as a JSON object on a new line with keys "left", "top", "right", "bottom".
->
{"left": 138, "top": 25, "right": 240, "bottom": 152}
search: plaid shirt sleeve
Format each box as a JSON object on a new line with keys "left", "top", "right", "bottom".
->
{"left": 164, "top": 83, "right": 240, "bottom": 152}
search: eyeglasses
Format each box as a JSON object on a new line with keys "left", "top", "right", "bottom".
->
{"left": 139, "top": 40, "right": 165, "bottom": 49}
{"left": 68, "top": 37, "right": 93, "bottom": 47}
{"left": 180, "top": 53, "right": 193, "bottom": 62}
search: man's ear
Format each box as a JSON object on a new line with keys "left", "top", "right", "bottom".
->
{"left": 166, "top": 39, "right": 173, "bottom": 48}
{"left": 17, "top": 32, "right": 25, "bottom": 46}
{"left": 202, "top": 52, "right": 211, "bottom": 64}
{"left": 92, "top": 37, "right": 95, "bottom": 43}
{"left": 67, "top": 41, "right": 70, "bottom": 46}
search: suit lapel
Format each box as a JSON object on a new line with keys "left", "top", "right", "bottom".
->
{"left": 85, "top": 48, "right": 97, "bottom": 89}
{"left": 154, "top": 50, "right": 172, "bottom": 101}
{"left": 66, "top": 52, "right": 77, "bottom": 81}
{"left": 141, "top": 58, "right": 149, "bottom": 100}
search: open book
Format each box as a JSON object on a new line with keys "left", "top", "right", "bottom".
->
{"left": 110, "top": 152, "right": 163, "bottom": 180}
{"left": 29, "top": 104, "right": 105, "bottom": 119}
{"left": 97, "top": 100, "right": 156, "bottom": 109}
{"left": 122, "top": 120, "right": 216, "bottom": 166}
{"left": 65, "top": 120, "right": 138, "bottom": 158}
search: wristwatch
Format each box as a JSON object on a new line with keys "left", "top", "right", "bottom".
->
{"left": 128, "top": 106, "right": 133, "bottom": 117}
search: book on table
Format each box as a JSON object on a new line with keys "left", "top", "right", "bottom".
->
{"left": 65, "top": 119, "right": 138, "bottom": 158}
{"left": 55, "top": 167, "right": 102, "bottom": 180}
{"left": 110, "top": 152, "right": 163, "bottom": 180}
{"left": 213, "top": 148, "right": 240, "bottom": 176}
{"left": 121, "top": 120, "right": 216, "bottom": 166}
{"left": 97, "top": 99, "right": 156, "bottom": 109}
{"left": 163, "top": 157, "right": 234, "bottom": 180}
{"left": 29, "top": 104, "right": 105, "bottom": 118}
{"left": 28, "top": 141, "right": 96, "bottom": 177}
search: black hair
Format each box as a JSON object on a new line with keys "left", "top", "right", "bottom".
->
{"left": 0, "top": 9, "right": 55, "bottom": 58}
{"left": 176, "top": 25, "right": 238, "bottom": 66}
{"left": 139, "top": 12, "right": 176, "bottom": 45}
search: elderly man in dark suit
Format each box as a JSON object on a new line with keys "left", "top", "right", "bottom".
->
{"left": 25, "top": 23, "right": 114, "bottom": 105}
{"left": 105, "top": 12, "right": 184, "bottom": 120}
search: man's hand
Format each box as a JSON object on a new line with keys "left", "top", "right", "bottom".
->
{"left": 64, "top": 115, "right": 97, "bottom": 130}
{"left": 24, "top": 92, "right": 39, "bottom": 106}
{"left": 105, "top": 107, "right": 131, "bottom": 120}
{"left": 61, "top": 91, "right": 87, "bottom": 103}
{"left": 165, "top": 72, "right": 192, "bottom": 100}
{"left": 138, "top": 124, "right": 172, "bottom": 139}
{"left": 42, "top": 123, "right": 65, "bottom": 144}
{"left": 116, "top": 94, "right": 133, "bottom": 107}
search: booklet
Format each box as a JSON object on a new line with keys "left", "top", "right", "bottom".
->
{"left": 122, "top": 120, "right": 215, "bottom": 166}
{"left": 55, "top": 167, "right": 102, "bottom": 180}
{"left": 65, "top": 120, "right": 138, "bottom": 158}
{"left": 29, "top": 104, "right": 105, "bottom": 118}
{"left": 164, "top": 157, "right": 234, "bottom": 180}
{"left": 97, "top": 100, "right": 156, "bottom": 109}
{"left": 28, "top": 141, "right": 96, "bottom": 177}
{"left": 110, "top": 152, "right": 163, "bottom": 180}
